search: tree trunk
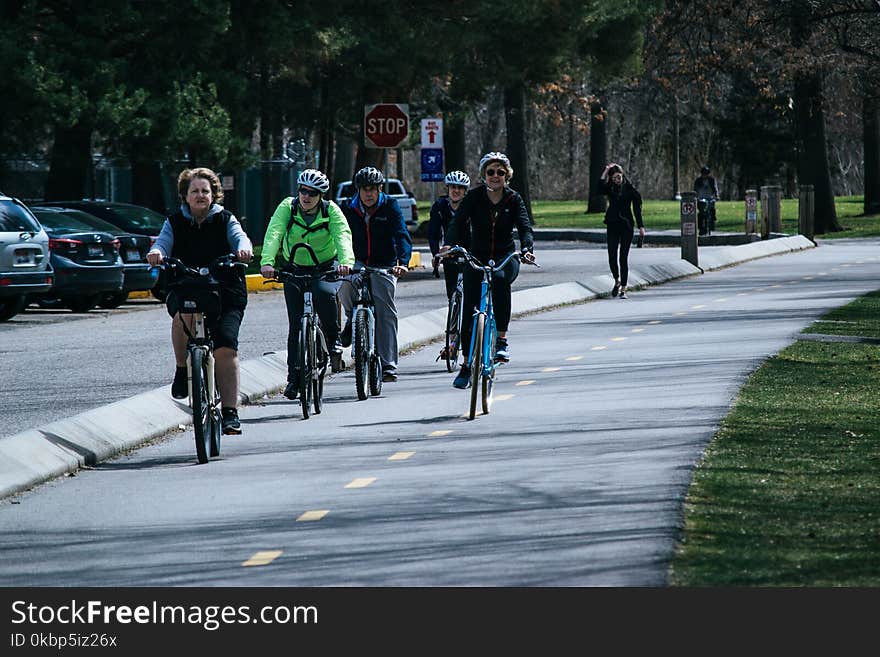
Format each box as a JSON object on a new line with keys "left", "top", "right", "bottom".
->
{"left": 445, "top": 112, "right": 467, "bottom": 173}
{"left": 793, "top": 71, "right": 841, "bottom": 233}
{"left": 503, "top": 81, "right": 533, "bottom": 222}
{"left": 333, "top": 135, "right": 356, "bottom": 183}
{"left": 586, "top": 98, "right": 607, "bottom": 213}
{"left": 44, "top": 122, "right": 92, "bottom": 201}
{"left": 672, "top": 94, "right": 680, "bottom": 199}
{"left": 864, "top": 92, "right": 880, "bottom": 216}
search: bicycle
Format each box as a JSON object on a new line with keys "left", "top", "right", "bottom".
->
{"left": 445, "top": 246, "right": 539, "bottom": 420}
{"left": 345, "top": 265, "right": 387, "bottom": 401}
{"left": 697, "top": 197, "right": 716, "bottom": 236}
{"left": 266, "top": 243, "right": 337, "bottom": 419}
{"left": 161, "top": 253, "right": 246, "bottom": 464}
{"left": 434, "top": 255, "right": 465, "bottom": 373}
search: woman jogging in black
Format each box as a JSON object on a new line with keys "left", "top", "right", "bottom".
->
{"left": 598, "top": 162, "right": 645, "bottom": 299}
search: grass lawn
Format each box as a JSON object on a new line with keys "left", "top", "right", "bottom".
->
{"left": 417, "top": 195, "right": 880, "bottom": 238}
{"left": 669, "top": 291, "right": 880, "bottom": 586}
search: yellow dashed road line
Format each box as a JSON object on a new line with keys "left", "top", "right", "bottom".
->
{"left": 515, "top": 380, "right": 535, "bottom": 386}
{"left": 611, "top": 337, "right": 626, "bottom": 342}
{"left": 242, "top": 551, "right": 282, "bottom": 567}
{"left": 297, "top": 510, "right": 329, "bottom": 522}
{"left": 631, "top": 328, "right": 644, "bottom": 333}
{"left": 429, "top": 430, "right": 452, "bottom": 437}
{"left": 493, "top": 394, "right": 514, "bottom": 401}
{"left": 591, "top": 345, "right": 606, "bottom": 351}
{"left": 388, "top": 451, "right": 414, "bottom": 461}
{"left": 345, "top": 477, "right": 376, "bottom": 489}
{"left": 565, "top": 356, "right": 583, "bottom": 361}
{"left": 542, "top": 367, "right": 561, "bottom": 372}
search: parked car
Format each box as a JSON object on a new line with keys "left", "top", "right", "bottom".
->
{"left": 37, "top": 200, "right": 168, "bottom": 300}
{"left": 334, "top": 178, "right": 419, "bottom": 233}
{"left": 26, "top": 211, "right": 124, "bottom": 313}
{"left": 30, "top": 206, "right": 157, "bottom": 309}
{"left": 0, "top": 193, "right": 53, "bottom": 321}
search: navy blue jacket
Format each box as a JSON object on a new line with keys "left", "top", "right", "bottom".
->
{"left": 341, "top": 192, "right": 412, "bottom": 267}
{"left": 427, "top": 195, "right": 458, "bottom": 256}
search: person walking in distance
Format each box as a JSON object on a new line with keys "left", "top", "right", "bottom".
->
{"left": 440, "top": 151, "right": 535, "bottom": 389}
{"left": 147, "top": 167, "right": 253, "bottom": 435}
{"left": 337, "top": 166, "right": 412, "bottom": 383}
{"left": 598, "top": 162, "right": 644, "bottom": 299}
{"left": 260, "top": 168, "right": 354, "bottom": 401}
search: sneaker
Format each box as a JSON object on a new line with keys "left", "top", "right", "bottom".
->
{"left": 283, "top": 381, "right": 299, "bottom": 400}
{"left": 382, "top": 369, "right": 398, "bottom": 383}
{"left": 171, "top": 366, "right": 188, "bottom": 399}
{"left": 453, "top": 365, "right": 471, "bottom": 389}
{"left": 619, "top": 287, "right": 628, "bottom": 299}
{"left": 340, "top": 321, "right": 352, "bottom": 348}
{"left": 495, "top": 338, "right": 510, "bottom": 363}
{"left": 221, "top": 407, "right": 241, "bottom": 435}
{"left": 611, "top": 282, "right": 619, "bottom": 298}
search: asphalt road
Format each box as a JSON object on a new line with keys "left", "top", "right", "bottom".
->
{"left": 1, "top": 241, "right": 679, "bottom": 439}
{"left": 0, "top": 238, "right": 877, "bottom": 585}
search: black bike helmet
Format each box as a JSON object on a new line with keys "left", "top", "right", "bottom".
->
{"left": 354, "top": 166, "right": 385, "bottom": 187}
{"left": 701, "top": 165, "right": 710, "bottom": 175}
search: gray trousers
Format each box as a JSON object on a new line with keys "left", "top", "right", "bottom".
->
{"left": 338, "top": 265, "right": 399, "bottom": 372}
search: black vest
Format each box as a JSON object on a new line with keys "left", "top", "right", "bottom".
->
{"left": 169, "top": 209, "right": 247, "bottom": 308}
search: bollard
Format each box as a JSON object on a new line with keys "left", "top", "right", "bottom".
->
{"left": 745, "top": 189, "right": 758, "bottom": 234}
{"left": 798, "top": 184, "right": 815, "bottom": 241}
{"left": 680, "top": 191, "right": 698, "bottom": 267}
{"left": 760, "top": 185, "right": 782, "bottom": 237}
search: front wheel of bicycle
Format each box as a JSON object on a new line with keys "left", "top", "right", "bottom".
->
{"left": 354, "top": 308, "right": 369, "bottom": 401}
{"left": 468, "top": 314, "right": 485, "bottom": 420}
{"left": 445, "top": 290, "right": 462, "bottom": 372}
{"left": 299, "top": 316, "right": 313, "bottom": 419}
{"left": 190, "top": 348, "right": 211, "bottom": 464}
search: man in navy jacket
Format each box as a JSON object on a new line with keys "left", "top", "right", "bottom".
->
{"left": 338, "top": 166, "right": 412, "bottom": 382}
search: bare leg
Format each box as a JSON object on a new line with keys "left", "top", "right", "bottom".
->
{"left": 214, "top": 346, "right": 239, "bottom": 408}
{"left": 171, "top": 314, "right": 195, "bottom": 367}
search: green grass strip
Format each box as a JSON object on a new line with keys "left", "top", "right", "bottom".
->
{"left": 670, "top": 291, "right": 880, "bottom": 586}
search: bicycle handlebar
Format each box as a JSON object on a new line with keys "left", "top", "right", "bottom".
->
{"left": 442, "top": 246, "right": 540, "bottom": 271}
{"left": 351, "top": 265, "right": 391, "bottom": 276}
{"left": 159, "top": 253, "right": 246, "bottom": 277}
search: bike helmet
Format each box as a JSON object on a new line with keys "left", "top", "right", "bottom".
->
{"left": 701, "top": 165, "right": 710, "bottom": 175}
{"left": 354, "top": 166, "right": 385, "bottom": 187}
{"left": 478, "top": 151, "right": 513, "bottom": 180}
{"left": 297, "top": 168, "right": 330, "bottom": 193}
{"left": 444, "top": 170, "right": 470, "bottom": 187}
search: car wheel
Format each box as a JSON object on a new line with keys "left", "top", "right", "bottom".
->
{"left": 0, "top": 295, "right": 26, "bottom": 322}
{"left": 64, "top": 294, "right": 100, "bottom": 313}
{"left": 98, "top": 291, "right": 128, "bottom": 309}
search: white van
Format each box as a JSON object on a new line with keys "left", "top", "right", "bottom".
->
{"left": 334, "top": 178, "right": 419, "bottom": 233}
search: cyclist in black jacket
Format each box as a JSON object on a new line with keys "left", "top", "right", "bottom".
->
{"left": 598, "top": 162, "right": 645, "bottom": 300}
{"left": 441, "top": 152, "right": 535, "bottom": 390}
{"left": 428, "top": 170, "right": 470, "bottom": 300}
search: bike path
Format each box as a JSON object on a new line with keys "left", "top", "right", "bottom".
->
{"left": 0, "top": 236, "right": 814, "bottom": 500}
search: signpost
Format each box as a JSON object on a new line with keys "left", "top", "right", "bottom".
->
{"left": 680, "top": 191, "right": 698, "bottom": 267}
{"left": 420, "top": 118, "right": 444, "bottom": 195}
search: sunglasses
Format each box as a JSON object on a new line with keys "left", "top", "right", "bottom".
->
{"left": 298, "top": 187, "right": 320, "bottom": 197}
{"left": 485, "top": 168, "right": 507, "bottom": 178}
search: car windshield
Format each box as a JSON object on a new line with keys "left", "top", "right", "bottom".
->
{"left": 31, "top": 209, "right": 121, "bottom": 235}
{"left": 101, "top": 204, "right": 166, "bottom": 234}
{"left": 0, "top": 200, "right": 42, "bottom": 232}
{"left": 385, "top": 181, "right": 404, "bottom": 195}
{"left": 338, "top": 183, "right": 356, "bottom": 199}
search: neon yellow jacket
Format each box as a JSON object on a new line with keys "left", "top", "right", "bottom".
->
{"left": 261, "top": 197, "right": 354, "bottom": 268}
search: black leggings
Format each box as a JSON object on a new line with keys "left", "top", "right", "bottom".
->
{"left": 283, "top": 277, "right": 340, "bottom": 381}
{"left": 460, "top": 256, "right": 520, "bottom": 361}
{"left": 606, "top": 222, "right": 635, "bottom": 286}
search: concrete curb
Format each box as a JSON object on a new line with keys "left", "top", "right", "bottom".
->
{"left": 0, "top": 236, "right": 815, "bottom": 500}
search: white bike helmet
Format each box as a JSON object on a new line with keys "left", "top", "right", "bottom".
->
{"left": 478, "top": 151, "right": 513, "bottom": 180}
{"left": 444, "top": 170, "right": 470, "bottom": 187}
{"left": 354, "top": 166, "right": 385, "bottom": 187}
{"left": 297, "top": 168, "right": 330, "bottom": 193}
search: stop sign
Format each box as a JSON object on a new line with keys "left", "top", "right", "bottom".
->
{"left": 364, "top": 103, "right": 409, "bottom": 149}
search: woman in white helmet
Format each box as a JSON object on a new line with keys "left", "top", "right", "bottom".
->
{"left": 439, "top": 152, "right": 535, "bottom": 390}
{"left": 429, "top": 170, "right": 471, "bottom": 300}
{"left": 261, "top": 168, "right": 354, "bottom": 400}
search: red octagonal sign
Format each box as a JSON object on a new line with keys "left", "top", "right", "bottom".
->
{"left": 364, "top": 103, "right": 409, "bottom": 149}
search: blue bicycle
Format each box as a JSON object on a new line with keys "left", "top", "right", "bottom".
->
{"left": 445, "top": 246, "right": 539, "bottom": 420}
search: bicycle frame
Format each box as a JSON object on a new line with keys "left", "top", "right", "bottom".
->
{"left": 349, "top": 266, "right": 386, "bottom": 400}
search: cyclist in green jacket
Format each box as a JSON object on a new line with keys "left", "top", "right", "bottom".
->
{"left": 261, "top": 169, "right": 355, "bottom": 400}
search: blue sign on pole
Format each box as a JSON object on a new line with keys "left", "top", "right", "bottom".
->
{"left": 420, "top": 148, "right": 444, "bottom": 182}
